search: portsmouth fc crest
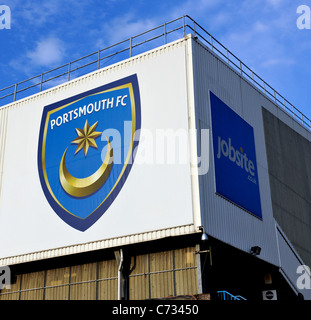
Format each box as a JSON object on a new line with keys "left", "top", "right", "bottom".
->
{"left": 38, "top": 75, "right": 141, "bottom": 231}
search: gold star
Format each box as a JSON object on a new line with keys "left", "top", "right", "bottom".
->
{"left": 71, "top": 120, "right": 102, "bottom": 157}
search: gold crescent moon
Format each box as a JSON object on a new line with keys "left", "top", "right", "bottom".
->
{"left": 59, "top": 138, "right": 113, "bottom": 198}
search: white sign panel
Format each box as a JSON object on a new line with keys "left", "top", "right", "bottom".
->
{"left": 0, "top": 44, "right": 194, "bottom": 259}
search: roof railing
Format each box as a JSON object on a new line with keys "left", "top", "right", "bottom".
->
{"left": 0, "top": 15, "right": 309, "bottom": 130}
{"left": 217, "top": 290, "right": 247, "bottom": 301}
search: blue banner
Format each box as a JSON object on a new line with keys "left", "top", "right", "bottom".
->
{"left": 210, "top": 91, "right": 262, "bottom": 219}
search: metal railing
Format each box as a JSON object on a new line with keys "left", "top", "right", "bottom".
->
{"left": 0, "top": 16, "right": 188, "bottom": 106}
{"left": 0, "top": 15, "right": 309, "bottom": 131}
{"left": 217, "top": 290, "right": 247, "bottom": 301}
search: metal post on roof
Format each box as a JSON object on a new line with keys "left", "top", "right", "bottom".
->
{"left": 0, "top": 14, "right": 310, "bottom": 134}
{"left": 13, "top": 83, "right": 17, "bottom": 102}
{"left": 68, "top": 62, "right": 71, "bottom": 81}
{"left": 40, "top": 73, "right": 43, "bottom": 92}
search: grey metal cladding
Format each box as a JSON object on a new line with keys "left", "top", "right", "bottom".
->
{"left": 262, "top": 108, "right": 311, "bottom": 268}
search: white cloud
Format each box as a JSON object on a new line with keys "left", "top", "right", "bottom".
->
{"left": 10, "top": 0, "right": 61, "bottom": 27}
{"left": 96, "top": 14, "right": 157, "bottom": 48}
{"left": 261, "top": 57, "right": 296, "bottom": 68}
{"left": 169, "top": 0, "right": 224, "bottom": 20}
{"left": 253, "top": 21, "right": 269, "bottom": 33}
{"left": 26, "top": 37, "right": 65, "bottom": 67}
{"left": 265, "top": 0, "right": 283, "bottom": 9}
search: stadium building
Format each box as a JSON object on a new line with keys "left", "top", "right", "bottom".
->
{"left": 0, "top": 16, "right": 310, "bottom": 301}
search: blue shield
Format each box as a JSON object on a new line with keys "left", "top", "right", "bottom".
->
{"left": 38, "top": 75, "right": 141, "bottom": 231}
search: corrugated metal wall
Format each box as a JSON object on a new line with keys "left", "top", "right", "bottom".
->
{"left": 276, "top": 224, "right": 311, "bottom": 300}
{"left": 129, "top": 247, "right": 199, "bottom": 299}
{"left": 191, "top": 38, "right": 280, "bottom": 266}
{"left": 0, "top": 224, "right": 197, "bottom": 267}
{"left": 0, "top": 259, "right": 118, "bottom": 300}
{"left": 262, "top": 108, "right": 311, "bottom": 267}
{"left": 0, "top": 246, "right": 198, "bottom": 300}
{"left": 0, "top": 107, "right": 8, "bottom": 210}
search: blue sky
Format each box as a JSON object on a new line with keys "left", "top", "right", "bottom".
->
{"left": 1, "top": 0, "right": 311, "bottom": 121}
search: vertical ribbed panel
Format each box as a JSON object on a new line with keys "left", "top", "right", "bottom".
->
{"left": 0, "top": 224, "right": 197, "bottom": 267}
{"left": 276, "top": 224, "right": 311, "bottom": 300}
{"left": 0, "top": 107, "right": 8, "bottom": 210}
{"left": 129, "top": 247, "right": 198, "bottom": 300}
{"left": 191, "top": 38, "right": 280, "bottom": 266}
{"left": 0, "top": 260, "right": 119, "bottom": 300}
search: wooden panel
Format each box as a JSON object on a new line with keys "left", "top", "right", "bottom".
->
{"left": 175, "top": 247, "right": 196, "bottom": 268}
{"left": 71, "top": 282, "right": 96, "bottom": 300}
{"left": 129, "top": 247, "right": 198, "bottom": 299}
{"left": 20, "top": 271, "right": 45, "bottom": 300}
{"left": 175, "top": 247, "right": 198, "bottom": 296}
{"left": 0, "top": 247, "right": 198, "bottom": 300}
{"left": 98, "top": 259, "right": 118, "bottom": 300}
{"left": 150, "top": 251, "right": 174, "bottom": 299}
{"left": 150, "top": 250, "right": 173, "bottom": 272}
{"left": 0, "top": 274, "right": 21, "bottom": 300}
{"left": 45, "top": 267, "right": 70, "bottom": 300}
{"left": 70, "top": 263, "right": 96, "bottom": 300}
{"left": 175, "top": 268, "right": 198, "bottom": 296}
{"left": 129, "top": 255, "right": 149, "bottom": 300}
{"left": 98, "top": 279, "right": 117, "bottom": 300}
{"left": 150, "top": 271, "right": 174, "bottom": 298}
